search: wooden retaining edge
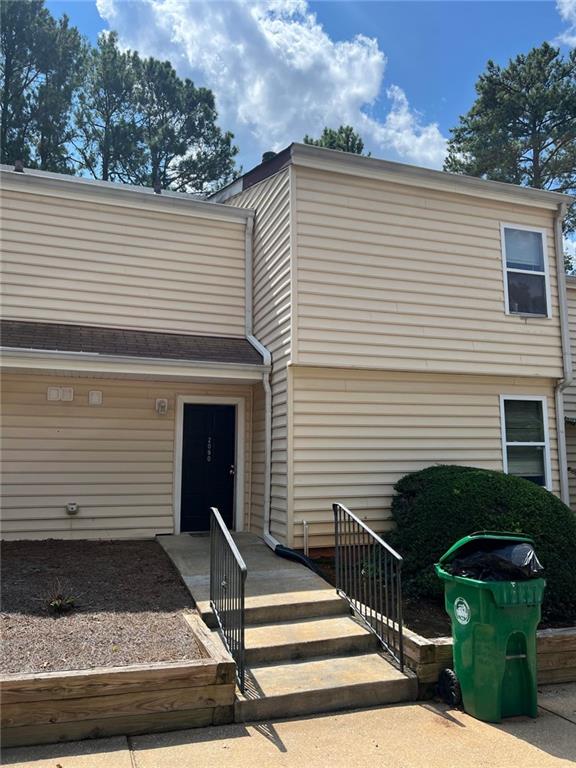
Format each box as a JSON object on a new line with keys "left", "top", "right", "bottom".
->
{"left": 0, "top": 609, "right": 236, "bottom": 748}
{"left": 403, "top": 626, "right": 576, "bottom": 689}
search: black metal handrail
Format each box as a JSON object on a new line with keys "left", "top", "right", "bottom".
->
{"left": 333, "top": 502, "right": 404, "bottom": 670}
{"left": 210, "top": 507, "right": 247, "bottom": 691}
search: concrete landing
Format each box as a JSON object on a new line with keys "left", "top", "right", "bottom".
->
{"left": 159, "top": 533, "right": 346, "bottom": 626}
{"left": 159, "top": 533, "right": 416, "bottom": 721}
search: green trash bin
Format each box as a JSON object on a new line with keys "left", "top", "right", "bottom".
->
{"left": 435, "top": 531, "right": 545, "bottom": 723}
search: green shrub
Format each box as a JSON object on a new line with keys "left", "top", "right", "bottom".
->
{"left": 390, "top": 465, "right": 576, "bottom": 623}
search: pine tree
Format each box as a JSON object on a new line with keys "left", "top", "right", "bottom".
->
{"left": 130, "top": 56, "right": 238, "bottom": 193}
{"left": 445, "top": 43, "right": 576, "bottom": 237}
{"left": 35, "top": 16, "right": 86, "bottom": 172}
{"left": 303, "top": 125, "right": 367, "bottom": 155}
{"left": 74, "top": 32, "right": 139, "bottom": 181}
{"left": 0, "top": 0, "right": 85, "bottom": 172}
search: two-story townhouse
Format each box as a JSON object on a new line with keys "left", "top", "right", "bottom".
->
{"left": 213, "top": 144, "right": 573, "bottom": 549}
{"left": 0, "top": 146, "right": 572, "bottom": 546}
{"left": 0, "top": 168, "right": 270, "bottom": 540}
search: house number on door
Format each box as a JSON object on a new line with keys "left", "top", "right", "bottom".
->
{"left": 206, "top": 436, "right": 212, "bottom": 463}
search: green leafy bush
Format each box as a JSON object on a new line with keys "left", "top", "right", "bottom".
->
{"left": 390, "top": 465, "right": 576, "bottom": 623}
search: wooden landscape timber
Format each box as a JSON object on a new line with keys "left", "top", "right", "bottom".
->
{"left": 360, "top": 602, "right": 575, "bottom": 693}
{"left": 0, "top": 610, "right": 236, "bottom": 748}
{"left": 402, "top": 625, "right": 576, "bottom": 695}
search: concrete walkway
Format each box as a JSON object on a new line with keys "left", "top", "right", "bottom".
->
{"left": 158, "top": 532, "right": 345, "bottom": 623}
{"left": 158, "top": 533, "right": 416, "bottom": 720}
{"left": 4, "top": 686, "right": 575, "bottom": 768}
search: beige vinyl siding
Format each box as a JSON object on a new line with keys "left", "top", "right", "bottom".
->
{"left": 0, "top": 372, "right": 257, "bottom": 540}
{"left": 294, "top": 167, "right": 563, "bottom": 378}
{"left": 290, "top": 366, "right": 560, "bottom": 549}
{"left": 563, "top": 281, "right": 576, "bottom": 419}
{"left": 226, "top": 170, "right": 292, "bottom": 543}
{"left": 249, "top": 382, "right": 266, "bottom": 535}
{"left": 563, "top": 281, "right": 576, "bottom": 507}
{"left": 1, "top": 185, "right": 247, "bottom": 337}
{"left": 566, "top": 423, "right": 576, "bottom": 508}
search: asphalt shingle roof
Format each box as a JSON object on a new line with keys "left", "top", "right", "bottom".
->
{"left": 0, "top": 320, "right": 264, "bottom": 366}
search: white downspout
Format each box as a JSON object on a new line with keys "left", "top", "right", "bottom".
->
{"left": 553, "top": 202, "right": 572, "bottom": 505}
{"left": 244, "top": 216, "right": 279, "bottom": 549}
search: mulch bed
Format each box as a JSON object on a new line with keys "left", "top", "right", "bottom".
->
{"left": 0, "top": 539, "right": 205, "bottom": 675}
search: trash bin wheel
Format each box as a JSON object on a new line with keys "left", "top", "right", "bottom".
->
{"left": 438, "top": 668, "right": 462, "bottom": 707}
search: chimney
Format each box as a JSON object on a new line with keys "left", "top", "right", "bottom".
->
{"left": 14, "top": 160, "right": 24, "bottom": 173}
{"left": 262, "top": 151, "right": 276, "bottom": 163}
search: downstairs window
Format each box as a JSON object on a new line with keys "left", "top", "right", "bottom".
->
{"left": 500, "top": 396, "right": 551, "bottom": 489}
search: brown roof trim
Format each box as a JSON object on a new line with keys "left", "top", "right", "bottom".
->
{"left": 0, "top": 320, "right": 264, "bottom": 367}
{"left": 241, "top": 146, "right": 292, "bottom": 191}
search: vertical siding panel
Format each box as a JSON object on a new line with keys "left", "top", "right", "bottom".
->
{"left": 226, "top": 171, "right": 292, "bottom": 544}
{"left": 563, "top": 281, "right": 576, "bottom": 419}
{"left": 564, "top": 280, "right": 576, "bottom": 507}
{"left": 566, "top": 423, "right": 576, "bottom": 508}
{"left": 249, "top": 382, "right": 266, "bottom": 534}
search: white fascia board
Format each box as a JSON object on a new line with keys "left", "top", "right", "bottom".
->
{"left": 0, "top": 167, "right": 254, "bottom": 225}
{"left": 210, "top": 178, "right": 243, "bottom": 203}
{"left": 290, "top": 144, "right": 575, "bottom": 210}
{"left": 0, "top": 348, "right": 267, "bottom": 381}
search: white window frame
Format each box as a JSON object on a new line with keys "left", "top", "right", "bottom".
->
{"left": 500, "top": 223, "right": 551, "bottom": 318}
{"left": 499, "top": 394, "right": 552, "bottom": 491}
{"left": 173, "top": 395, "right": 245, "bottom": 534}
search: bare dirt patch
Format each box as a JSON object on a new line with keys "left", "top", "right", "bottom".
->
{"left": 1, "top": 539, "right": 205, "bottom": 674}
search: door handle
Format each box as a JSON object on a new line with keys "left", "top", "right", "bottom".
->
{"left": 229, "top": 465, "right": 235, "bottom": 477}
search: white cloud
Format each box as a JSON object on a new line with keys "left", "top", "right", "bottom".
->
{"left": 365, "top": 86, "right": 447, "bottom": 168}
{"left": 95, "top": 0, "right": 447, "bottom": 169}
{"left": 556, "top": 0, "right": 576, "bottom": 45}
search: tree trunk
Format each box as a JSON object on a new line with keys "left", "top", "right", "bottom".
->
{"left": 531, "top": 126, "right": 542, "bottom": 189}
{"left": 102, "top": 123, "right": 110, "bottom": 181}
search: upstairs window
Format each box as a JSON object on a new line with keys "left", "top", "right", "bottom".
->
{"left": 500, "top": 396, "right": 551, "bottom": 489}
{"left": 501, "top": 225, "right": 550, "bottom": 317}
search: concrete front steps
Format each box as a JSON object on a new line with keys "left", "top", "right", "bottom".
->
{"left": 244, "top": 615, "right": 378, "bottom": 664}
{"left": 237, "top": 651, "right": 415, "bottom": 721}
{"left": 158, "top": 534, "right": 416, "bottom": 723}
{"left": 201, "top": 587, "right": 348, "bottom": 629}
{"left": 212, "top": 597, "right": 417, "bottom": 722}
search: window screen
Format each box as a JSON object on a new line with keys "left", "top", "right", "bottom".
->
{"left": 502, "top": 398, "right": 549, "bottom": 487}
{"left": 503, "top": 227, "right": 548, "bottom": 316}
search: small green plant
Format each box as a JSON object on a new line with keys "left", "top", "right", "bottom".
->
{"left": 45, "top": 579, "right": 77, "bottom": 615}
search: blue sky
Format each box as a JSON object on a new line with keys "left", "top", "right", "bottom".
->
{"left": 46, "top": 1, "right": 575, "bottom": 171}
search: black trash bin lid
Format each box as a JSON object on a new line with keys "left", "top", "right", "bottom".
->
{"left": 437, "top": 530, "right": 535, "bottom": 565}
